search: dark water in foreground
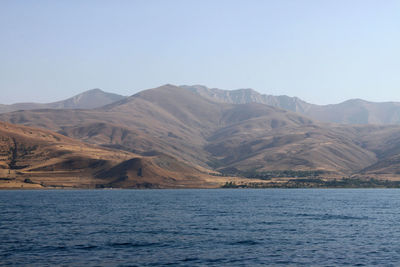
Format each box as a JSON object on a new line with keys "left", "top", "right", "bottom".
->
{"left": 1, "top": 189, "right": 400, "bottom": 266}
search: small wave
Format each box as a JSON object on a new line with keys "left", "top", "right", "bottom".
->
{"left": 108, "top": 241, "right": 158, "bottom": 248}
{"left": 180, "top": 257, "right": 200, "bottom": 262}
{"left": 203, "top": 227, "right": 219, "bottom": 231}
{"left": 74, "top": 244, "right": 98, "bottom": 251}
{"left": 205, "top": 258, "right": 226, "bottom": 264}
{"left": 231, "top": 240, "right": 260, "bottom": 245}
{"left": 260, "top": 221, "right": 282, "bottom": 225}
{"left": 296, "top": 213, "right": 369, "bottom": 220}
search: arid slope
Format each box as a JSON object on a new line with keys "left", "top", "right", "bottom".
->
{"left": 1, "top": 85, "right": 398, "bottom": 178}
{"left": 0, "top": 121, "right": 222, "bottom": 189}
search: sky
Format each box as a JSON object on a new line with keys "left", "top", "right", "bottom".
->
{"left": 0, "top": 0, "right": 399, "bottom": 105}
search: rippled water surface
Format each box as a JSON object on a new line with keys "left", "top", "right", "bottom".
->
{"left": 1, "top": 189, "right": 400, "bottom": 266}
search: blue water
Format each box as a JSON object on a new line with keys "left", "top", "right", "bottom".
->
{"left": 1, "top": 189, "right": 400, "bottom": 266}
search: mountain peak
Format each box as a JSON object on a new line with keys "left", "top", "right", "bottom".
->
{"left": 56, "top": 88, "right": 125, "bottom": 109}
{"left": 341, "top": 98, "right": 369, "bottom": 105}
{"left": 83, "top": 88, "right": 103, "bottom": 94}
{"left": 0, "top": 88, "right": 126, "bottom": 113}
{"left": 180, "top": 85, "right": 310, "bottom": 113}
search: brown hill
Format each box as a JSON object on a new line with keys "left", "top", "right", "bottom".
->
{"left": 2, "top": 84, "right": 399, "bottom": 180}
{"left": 0, "top": 121, "right": 223, "bottom": 189}
{"left": 0, "top": 85, "right": 225, "bottom": 166}
{"left": 206, "top": 122, "right": 377, "bottom": 174}
{"left": 361, "top": 155, "right": 400, "bottom": 177}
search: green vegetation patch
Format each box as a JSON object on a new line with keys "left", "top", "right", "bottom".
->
{"left": 215, "top": 168, "right": 326, "bottom": 180}
{"left": 221, "top": 178, "right": 400, "bottom": 188}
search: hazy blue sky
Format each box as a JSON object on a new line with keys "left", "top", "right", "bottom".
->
{"left": 1, "top": 0, "right": 399, "bottom": 105}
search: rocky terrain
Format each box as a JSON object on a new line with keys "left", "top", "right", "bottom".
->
{"left": 2, "top": 84, "right": 400, "bottom": 188}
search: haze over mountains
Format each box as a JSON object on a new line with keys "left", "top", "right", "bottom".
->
{"left": 183, "top": 85, "right": 400, "bottom": 125}
{"left": 4, "top": 85, "right": 400, "bottom": 125}
{"left": 4, "top": 85, "right": 400, "bottom": 124}
{"left": 1, "top": 84, "right": 400, "bottom": 188}
{"left": 1, "top": 84, "right": 400, "bottom": 187}
{"left": 0, "top": 89, "right": 125, "bottom": 113}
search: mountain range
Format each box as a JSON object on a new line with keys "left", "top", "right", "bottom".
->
{"left": 0, "top": 89, "right": 125, "bottom": 113}
{"left": 3, "top": 85, "right": 400, "bottom": 125}
{"left": 1, "top": 84, "right": 400, "bottom": 188}
{"left": 0, "top": 121, "right": 233, "bottom": 189}
{"left": 182, "top": 85, "right": 400, "bottom": 125}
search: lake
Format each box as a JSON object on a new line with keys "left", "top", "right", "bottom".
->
{"left": 1, "top": 189, "right": 400, "bottom": 266}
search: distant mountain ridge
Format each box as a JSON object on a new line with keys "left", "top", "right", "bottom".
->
{"left": 2, "top": 84, "right": 400, "bottom": 178}
{"left": 181, "top": 85, "right": 310, "bottom": 113}
{"left": 0, "top": 88, "right": 126, "bottom": 113}
{"left": 2, "top": 84, "right": 400, "bottom": 188}
{"left": 181, "top": 85, "right": 400, "bottom": 125}
{"left": 3, "top": 85, "right": 400, "bottom": 125}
